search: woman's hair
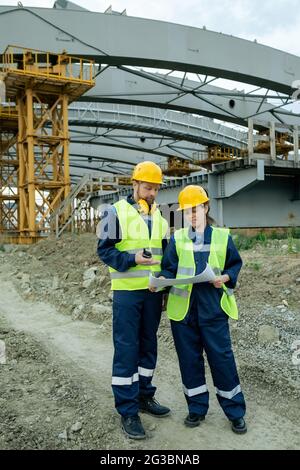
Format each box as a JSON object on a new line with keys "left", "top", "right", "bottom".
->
{"left": 203, "top": 188, "right": 216, "bottom": 226}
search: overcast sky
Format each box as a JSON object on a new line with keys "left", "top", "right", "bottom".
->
{"left": 1, "top": 0, "right": 300, "bottom": 56}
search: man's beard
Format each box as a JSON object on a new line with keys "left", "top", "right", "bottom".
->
{"left": 145, "top": 197, "right": 154, "bottom": 206}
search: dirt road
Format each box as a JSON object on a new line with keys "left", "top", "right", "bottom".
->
{"left": 1, "top": 273, "right": 299, "bottom": 450}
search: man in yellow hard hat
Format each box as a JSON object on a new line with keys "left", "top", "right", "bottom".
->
{"left": 97, "top": 161, "right": 170, "bottom": 440}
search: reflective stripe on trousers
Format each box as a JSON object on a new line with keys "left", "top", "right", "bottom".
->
{"left": 183, "top": 384, "right": 208, "bottom": 397}
{"left": 216, "top": 384, "right": 241, "bottom": 399}
{"left": 111, "top": 367, "right": 154, "bottom": 385}
{"left": 112, "top": 373, "right": 139, "bottom": 386}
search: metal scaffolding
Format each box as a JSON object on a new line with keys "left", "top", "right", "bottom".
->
{"left": 0, "top": 46, "right": 95, "bottom": 243}
{"left": 0, "top": 101, "right": 18, "bottom": 237}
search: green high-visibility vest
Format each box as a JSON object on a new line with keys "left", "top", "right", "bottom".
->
{"left": 166, "top": 226, "right": 239, "bottom": 321}
{"left": 109, "top": 199, "right": 168, "bottom": 290}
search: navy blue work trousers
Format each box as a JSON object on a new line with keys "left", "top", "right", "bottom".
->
{"left": 112, "top": 289, "right": 163, "bottom": 417}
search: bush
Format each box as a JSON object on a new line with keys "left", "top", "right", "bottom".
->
{"left": 232, "top": 234, "right": 256, "bottom": 251}
{"left": 290, "top": 227, "right": 300, "bottom": 239}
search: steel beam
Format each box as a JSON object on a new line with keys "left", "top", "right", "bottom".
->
{"left": 68, "top": 102, "right": 248, "bottom": 147}
{"left": 82, "top": 68, "right": 299, "bottom": 127}
{"left": 0, "top": 5, "right": 300, "bottom": 94}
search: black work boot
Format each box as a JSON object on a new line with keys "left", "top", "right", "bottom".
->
{"left": 230, "top": 417, "right": 247, "bottom": 434}
{"left": 139, "top": 397, "right": 170, "bottom": 417}
{"left": 184, "top": 413, "right": 206, "bottom": 428}
{"left": 121, "top": 415, "right": 146, "bottom": 440}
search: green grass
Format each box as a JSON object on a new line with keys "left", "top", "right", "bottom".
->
{"left": 232, "top": 233, "right": 266, "bottom": 250}
{"left": 0, "top": 244, "right": 4, "bottom": 252}
{"left": 249, "top": 261, "right": 262, "bottom": 271}
{"left": 232, "top": 228, "right": 300, "bottom": 252}
{"left": 268, "top": 228, "right": 300, "bottom": 240}
{"left": 288, "top": 236, "right": 300, "bottom": 254}
{"left": 244, "top": 261, "right": 262, "bottom": 270}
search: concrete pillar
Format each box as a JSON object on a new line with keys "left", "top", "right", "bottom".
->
{"left": 217, "top": 198, "right": 224, "bottom": 227}
{"left": 294, "top": 126, "right": 299, "bottom": 164}
{"left": 248, "top": 118, "right": 254, "bottom": 159}
{"left": 270, "top": 121, "right": 276, "bottom": 161}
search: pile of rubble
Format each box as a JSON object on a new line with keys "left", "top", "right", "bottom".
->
{"left": 1, "top": 234, "right": 112, "bottom": 326}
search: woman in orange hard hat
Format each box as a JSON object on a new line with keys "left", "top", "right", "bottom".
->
{"left": 156, "top": 185, "right": 247, "bottom": 434}
{"left": 97, "top": 161, "right": 170, "bottom": 440}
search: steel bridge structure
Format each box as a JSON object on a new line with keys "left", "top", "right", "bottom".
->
{"left": 0, "top": 0, "right": 299, "bottom": 234}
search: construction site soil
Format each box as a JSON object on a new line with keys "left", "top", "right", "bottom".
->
{"left": 0, "top": 233, "right": 299, "bottom": 450}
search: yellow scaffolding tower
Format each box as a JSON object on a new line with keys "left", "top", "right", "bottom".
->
{"left": 0, "top": 101, "right": 19, "bottom": 236}
{"left": 0, "top": 46, "right": 95, "bottom": 243}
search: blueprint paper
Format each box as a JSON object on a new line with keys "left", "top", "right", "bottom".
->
{"left": 149, "top": 263, "right": 216, "bottom": 288}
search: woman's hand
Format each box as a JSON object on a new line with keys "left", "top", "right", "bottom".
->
{"left": 210, "top": 274, "right": 230, "bottom": 289}
{"left": 149, "top": 276, "right": 165, "bottom": 292}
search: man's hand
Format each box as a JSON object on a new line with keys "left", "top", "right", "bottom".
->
{"left": 135, "top": 250, "right": 160, "bottom": 266}
{"left": 149, "top": 276, "right": 165, "bottom": 292}
{"left": 210, "top": 274, "right": 230, "bottom": 289}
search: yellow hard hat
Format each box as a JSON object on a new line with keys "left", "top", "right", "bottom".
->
{"left": 177, "top": 185, "right": 209, "bottom": 211}
{"left": 132, "top": 161, "right": 163, "bottom": 184}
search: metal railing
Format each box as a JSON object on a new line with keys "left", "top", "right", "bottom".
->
{"left": 1, "top": 45, "right": 95, "bottom": 85}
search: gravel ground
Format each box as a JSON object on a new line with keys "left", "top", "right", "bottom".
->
{"left": 0, "top": 234, "right": 299, "bottom": 449}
